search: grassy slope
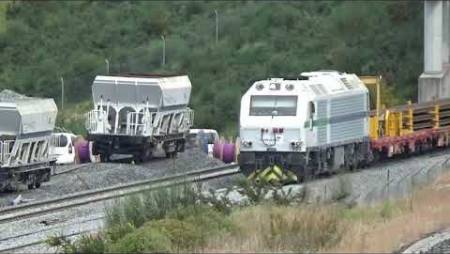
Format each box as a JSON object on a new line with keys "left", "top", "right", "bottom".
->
{"left": 206, "top": 172, "right": 450, "bottom": 253}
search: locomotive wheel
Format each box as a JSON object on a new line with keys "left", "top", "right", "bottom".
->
{"left": 141, "top": 148, "right": 153, "bottom": 162}
{"left": 100, "top": 153, "right": 110, "bottom": 162}
{"left": 27, "top": 184, "right": 34, "bottom": 190}
{"left": 165, "top": 151, "right": 177, "bottom": 158}
{"left": 35, "top": 182, "right": 41, "bottom": 188}
{"left": 300, "top": 167, "right": 314, "bottom": 183}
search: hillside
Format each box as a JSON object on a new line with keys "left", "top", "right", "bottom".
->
{"left": 0, "top": 1, "right": 423, "bottom": 134}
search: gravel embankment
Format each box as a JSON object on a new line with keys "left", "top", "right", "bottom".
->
{"left": 402, "top": 229, "right": 450, "bottom": 253}
{"left": 426, "top": 238, "right": 450, "bottom": 253}
{"left": 217, "top": 150, "right": 450, "bottom": 206}
{"left": 3, "top": 149, "right": 450, "bottom": 253}
{"left": 0, "top": 147, "right": 225, "bottom": 207}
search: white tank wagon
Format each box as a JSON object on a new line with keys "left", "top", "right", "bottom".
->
{"left": 0, "top": 90, "right": 58, "bottom": 190}
{"left": 238, "top": 71, "right": 370, "bottom": 181}
{"left": 85, "top": 74, "right": 194, "bottom": 162}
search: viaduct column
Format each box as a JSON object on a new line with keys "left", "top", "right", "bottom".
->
{"left": 418, "top": 0, "right": 450, "bottom": 102}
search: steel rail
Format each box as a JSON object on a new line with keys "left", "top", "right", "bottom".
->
{"left": 0, "top": 163, "right": 239, "bottom": 224}
{"left": 52, "top": 163, "right": 92, "bottom": 176}
{"left": 0, "top": 229, "right": 94, "bottom": 253}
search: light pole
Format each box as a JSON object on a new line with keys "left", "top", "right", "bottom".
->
{"left": 105, "top": 59, "right": 110, "bottom": 75}
{"left": 60, "top": 76, "right": 64, "bottom": 111}
{"left": 214, "top": 9, "right": 219, "bottom": 44}
{"left": 161, "top": 35, "right": 166, "bottom": 66}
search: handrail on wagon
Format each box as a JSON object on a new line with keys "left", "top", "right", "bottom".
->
{"left": 0, "top": 140, "right": 14, "bottom": 166}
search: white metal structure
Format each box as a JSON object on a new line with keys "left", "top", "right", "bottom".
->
{"left": 0, "top": 90, "right": 57, "bottom": 190}
{"left": 49, "top": 133, "right": 77, "bottom": 165}
{"left": 239, "top": 71, "right": 370, "bottom": 177}
{"left": 85, "top": 74, "right": 194, "bottom": 161}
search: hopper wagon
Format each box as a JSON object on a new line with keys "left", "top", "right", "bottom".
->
{"left": 0, "top": 90, "right": 57, "bottom": 190}
{"left": 85, "top": 74, "right": 194, "bottom": 162}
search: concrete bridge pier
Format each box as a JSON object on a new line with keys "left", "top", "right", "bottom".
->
{"left": 419, "top": 1, "right": 450, "bottom": 102}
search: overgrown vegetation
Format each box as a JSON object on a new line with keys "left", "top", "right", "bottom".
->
{"left": 0, "top": 1, "right": 423, "bottom": 134}
{"left": 47, "top": 185, "right": 234, "bottom": 253}
{"left": 47, "top": 179, "right": 425, "bottom": 253}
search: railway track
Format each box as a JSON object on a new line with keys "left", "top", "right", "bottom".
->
{"left": 0, "top": 229, "right": 96, "bottom": 253}
{"left": 0, "top": 163, "right": 239, "bottom": 224}
{"left": 52, "top": 163, "right": 92, "bottom": 176}
{"left": 3, "top": 151, "right": 450, "bottom": 253}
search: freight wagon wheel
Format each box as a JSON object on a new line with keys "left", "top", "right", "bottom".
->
{"left": 100, "top": 153, "right": 110, "bottom": 162}
{"left": 165, "top": 151, "right": 177, "bottom": 158}
{"left": 141, "top": 148, "right": 153, "bottom": 162}
{"left": 35, "top": 182, "right": 41, "bottom": 188}
{"left": 27, "top": 174, "right": 37, "bottom": 190}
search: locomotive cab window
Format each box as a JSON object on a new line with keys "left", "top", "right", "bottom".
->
{"left": 250, "top": 95, "right": 297, "bottom": 116}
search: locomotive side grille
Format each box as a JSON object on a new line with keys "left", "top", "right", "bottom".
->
{"left": 330, "top": 119, "right": 365, "bottom": 142}
{"left": 331, "top": 96, "right": 365, "bottom": 116}
{"left": 341, "top": 77, "right": 359, "bottom": 90}
{"left": 317, "top": 100, "right": 328, "bottom": 144}
{"left": 330, "top": 95, "right": 367, "bottom": 143}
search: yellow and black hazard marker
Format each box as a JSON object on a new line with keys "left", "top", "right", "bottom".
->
{"left": 248, "top": 164, "right": 298, "bottom": 185}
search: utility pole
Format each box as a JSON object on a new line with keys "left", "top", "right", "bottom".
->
{"left": 214, "top": 9, "right": 219, "bottom": 44}
{"left": 60, "top": 76, "right": 64, "bottom": 111}
{"left": 105, "top": 59, "right": 110, "bottom": 75}
{"left": 161, "top": 35, "right": 166, "bottom": 66}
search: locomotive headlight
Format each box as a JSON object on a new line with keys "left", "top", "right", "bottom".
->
{"left": 290, "top": 141, "right": 302, "bottom": 148}
{"left": 241, "top": 140, "right": 253, "bottom": 147}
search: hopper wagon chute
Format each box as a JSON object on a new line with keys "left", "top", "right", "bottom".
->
{"left": 0, "top": 90, "right": 58, "bottom": 191}
{"left": 86, "top": 74, "right": 194, "bottom": 162}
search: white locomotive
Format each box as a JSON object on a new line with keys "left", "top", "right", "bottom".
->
{"left": 85, "top": 74, "right": 194, "bottom": 162}
{"left": 239, "top": 71, "right": 370, "bottom": 180}
{"left": 0, "top": 90, "right": 58, "bottom": 190}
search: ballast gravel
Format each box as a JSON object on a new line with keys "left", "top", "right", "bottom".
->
{"left": 425, "top": 238, "right": 450, "bottom": 253}
{"left": 3, "top": 149, "right": 450, "bottom": 253}
{"left": 0, "top": 147, "right": 224, "bottom": 207}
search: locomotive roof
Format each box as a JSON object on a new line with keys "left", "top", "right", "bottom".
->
{"left": 248, "top": 71, "right": 367, "bottom": 98}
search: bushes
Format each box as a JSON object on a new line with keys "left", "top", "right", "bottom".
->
{"left": 108, "top": 225, "right": 172, "bottom": 253}
{"left": 109, "top": 204, "right": 232, "bottom": 253}
{"left": 104, "top": 185, "right": 199, "bottom": 230}
{"left": 106, "top": 203, "right": 232, "bottom": 252}
{"left": 49, "top": 182, "right": 403, "bottom": 253}
{"left": 46, "top": 234, "right": 106, "bottom": 253}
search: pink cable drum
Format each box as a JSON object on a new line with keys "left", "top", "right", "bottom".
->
{"left": 213, "top": 141, "right": 223, "bottom": 159}
{"left": 75, "top": 140, "right": 91, "bottom": 163}
{"left": 221, "top": 143, "right": 235, "bottom": 163}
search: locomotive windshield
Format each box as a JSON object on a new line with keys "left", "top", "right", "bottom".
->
{"left": 250, "top": 95, "right": 297, "bottom": 116}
